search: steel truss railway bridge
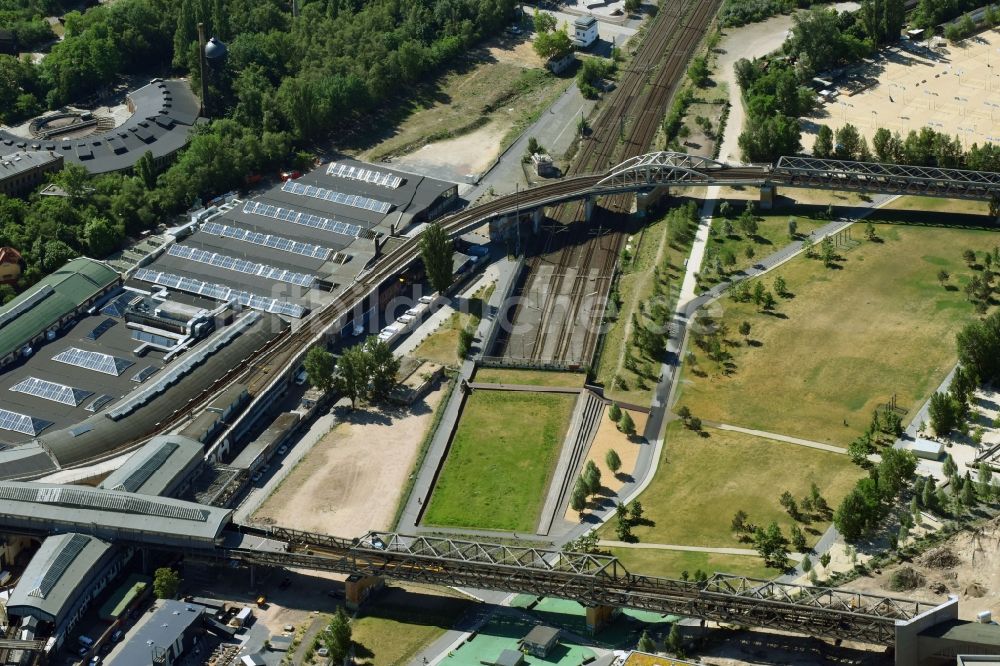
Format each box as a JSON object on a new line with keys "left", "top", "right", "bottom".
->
{"left": 210, "top": 526, "right": 949, "bottom": 648}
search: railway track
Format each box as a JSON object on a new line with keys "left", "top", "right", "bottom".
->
{"left": 505, "top": 0, "right": 723, "bottom": 366}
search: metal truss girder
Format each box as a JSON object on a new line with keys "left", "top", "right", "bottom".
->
{"left": 774, "top": 156, "right": 1000, "bottom": 199}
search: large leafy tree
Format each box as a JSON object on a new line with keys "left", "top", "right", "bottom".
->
{"left": 420, "top": 222, "right": 454, "bottom": 294}
{"left": 304, "top": 345, "right": 336, "bottom": 394}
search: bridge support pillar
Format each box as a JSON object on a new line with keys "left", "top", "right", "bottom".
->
{"left": 345, "top": 574, "right": 384, "bottom": 611}
{"left": 759, "top": 184, "right": 776, "bottom": 210}
{"left": 636, "top": 185, "right": 670, "bottom": 217}
{"left": 584, "top": 604, "right": 620, "bottom": 634}
{"left": 532, "top": 208, "right": 544, "bottom": 233}
{"left": 584, "top": 196, "right": 597, "bottom": 222}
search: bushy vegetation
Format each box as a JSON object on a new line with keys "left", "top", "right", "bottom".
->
{"left": 719, "top": 0, "right": 812, "bottom": 28}
{"left": 0, "top": 0, "right": 517, "bottom": 299}
{"left": 0, "top": 0, "right": 78, "bottom": 53}
{"left": 576, "top": 56, "right": 615, "bottom": 99}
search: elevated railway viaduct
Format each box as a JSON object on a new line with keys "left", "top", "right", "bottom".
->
{"left": 0, "top": 480, "right": 961, "bottom": 657}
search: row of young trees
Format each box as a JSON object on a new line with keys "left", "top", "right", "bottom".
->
{"left": 834, "top": 446, "right": 918, "bottom": 541}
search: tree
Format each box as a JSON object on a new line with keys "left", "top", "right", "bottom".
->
{"left": 820, "top": 552, "right": 832, "bottom": 568}
{"left": 739, "top": 321, "right": 751, "bottom": 343}
{"left": 937, "top": 269, "right": 950, "bottom": 287}
{"left": 864, "top": 221, "right": 877, "bottom": 241}
{"left": 762, "top": 291, "right": 776, "bottom": 311}
{"left": 153, "top": 567, "right": 180, "bottom": 599}
{"left": 876, "top": 447, "right": 918, "bottom": 499}
{"left": 928, "top": 391, "right": 959, "bottom": 436}
{"left": 790, "top": 523, "right": 807, "bottom": 553}
{"left": 814, "top": 125, "right": 834, "bottom": 158}
{"left": 335, "top": 344, "right": 370, "bottom": 409}
{"left": 364, "top": 336, "right": 400, "bottom": 402}
{"left": 615, "top": 512, "right": 632, "bottom": 540}
{"left": 774, "top": 275, "right": 787, "bottom": 296}
{"left": 676, "top": 405, "right": 691, "bottom": 423}
{"left": 323, "top": 606, "right": 352, "bottom": 665}
{"left": 666, "top": 623, "right": 684, "bottom": 656}
{"left": 637, "top": 629, "right": 656, "bottom": 652}
{"left": 801, "top": 554, "right": 812, "bottom": 572}
{"left": 738, "top": 114, "right": 802, "bottom": 162}
{"left": 583, "top": 460, "right": 602, "bottom": 494}
{"left": 570, "top": 484, "right": 587, "bottom": 511}
{"left": 605, "top": 449, "right": 622, "bottom": 475}
{"left": 619, "top": 411, "right": 636, "bottom": 437}
{"left": 787, "top": 218, "right": 798, "bottom": 239}
{"left": 961, "top": 475, "right": 977, "bottom": 508}
{"left": 83, "top": 215, "right": 123, "bottom": 257}
{"left": 303, "top": 345, "right": 335, "bottom": 393}
{"left": 623, "top": 0, "right": 642, "bottom": 13}
{"left": 820, "top": 237, "right": 836, "bottom": 267}
{"left": 629, "top": 499, "right": 644, "bottom": 523}
{"left": 753, "top": 521, "right": 789, "bottom": 568}
{"left": 533, "top": 11, "right": 557, "bottom": 33}
{"left": 732, "top": 509, "right": 749, "bottom": 533}
{"left": 609, "top": 403, "right": 622, "bottom": 422}
{"left": 533, "top": 26, "right": 572, "bottom": 60}
{"left": 135, "top": 150, "right": 158, "bottom": 189}
{"left": 963, "top": 248, "right": 978, "bottom": 266}
{"left": 779, "top": 490, "right": 799, "bottom": 519}
{"left": 687, "top": 55, "right": 709, "bottom": 87}
{"left": 834, "top": 486, "right": 876, "bottom": 541}
{"left": 458, "top": 327, "right": 475, "bottom": 358}
{"left": 688, "top": 416, "right": 702, "bottom": 431}
{"left": 420, "top": 222, "right": 454, "bottom": 294}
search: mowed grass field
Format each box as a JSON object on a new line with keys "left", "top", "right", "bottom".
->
{"left": 599, "top": 423, "right": 862, "bottom": 549}
{"left": 472, "top": 367, "right": 584, "bottom": 387}
{"left": 676, "top": 223, "right": 995, "bottom": 445}
{"left": 607, "top": 547, "right": 774, "bottom": 581}
{"left": 422, "top": 390, "right": 576, "bottom": 531}
{"left": 351, "top": 584, "right": 473, "bottom": 666}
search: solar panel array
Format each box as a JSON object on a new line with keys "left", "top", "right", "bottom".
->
{"left": 281, "top": 180, "right": 393, "bottom": 214}
{"left": 101, "top": 291, "right": 141, "bottom": 317}
{"left": 110, "top": 440, "right": 179, "bottom": 493}
{"left": 242, "top": 200, "right": 362, "bottom": 238}
{"left": 85, "top": 394, "right": 114, "bottom": 412}
{"left": 201, "top": 221, "right": 333, "bottom": 261}
{"left": 107, "top": 311, "right": 262, "bottom": 421}
{"left": 326, "top": 162, "right": 403, "bottom": 189}
{"left": 85, "top": 317, "right": 117, "bottom": 340}
{"left": 133, "top": 268, "right": 306, "bottom": 318}
{"left": 0, "top": 285, "right": 54, "bottom": 331}
{"left": 52, "top": 348, "right": 134, "bottom": 376}
{"left": 0, "top": 484, "right": 211, "bottom": 522}
{"left": 132, "top": 366, "right": 158, "bottom": 383}
{"left": 0, "top": 408, "right": 53, "bottom": 436}
{"left": 10, "top": 377, "right": 93, "bottom": 407}
{"left": 167, "top": 244, "right": 316, "bottom": 288}
{"left": 28, "top": 533, "right": 90, "bottom": 599}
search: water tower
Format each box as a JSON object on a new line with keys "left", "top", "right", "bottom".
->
{"left": 197, "top": 23, "right": 227, "bottom": 117}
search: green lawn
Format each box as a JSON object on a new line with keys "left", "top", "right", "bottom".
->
{"left": 351, "top": 584, "right": 473, "bottom": 666}
{"left": 598, "top": 422, "right": 862, "bottom": 551}
{"left": 676, "top": 223, "right": 994, "bottom": 445}
{"left": 472, "top": 367, "right": 584, "bottom": 387}
{"left": 412, "top": 283, "right": 494, "bottom": 367}
{"left": 423, "top": 391, "right": 576, "bottom": 531}
{"left": 698, "top": 210, "right": 825, "bottom": 292}
{"left": 594, "top": 202, "right": 698, "bottom": 406}
{"left": 607, "top": 547, "right": 774, "bottom": 581}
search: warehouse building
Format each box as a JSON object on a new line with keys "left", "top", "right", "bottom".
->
{"left": 0, "top": 257, "right": 119, "bottom": 370}
{"left": 133, "top": 158, "right": 458, "bottom": 320}
{"left": 0, "top": 80, "right": 201, "bottom": 175}
{"left": 106, "top": 599, "right": 206, "bottom": 666}
{"left": 97, "top": 435, "right": 205, "bottom": 498}
{"left": 4, "top": 533, "right": 126, "bottom": 648}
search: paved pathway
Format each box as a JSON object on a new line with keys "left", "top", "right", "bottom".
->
{"left": 710, "top": 423, "right": 848, "bottom": 454}
{"left": 598, "top": 539, "right": 809, "bottom": 561}
{"left": 466, "top": 382, "right": 582, "bottom": 393}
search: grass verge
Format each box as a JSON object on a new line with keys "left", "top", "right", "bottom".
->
{"left": 412, "top": 283, "right": 495, "bottom": 367}
{"left": 607, "top": 546, "right": 774, "bottom": 580}
{"left": 676, "top": 223, "right": 993, "bottom": 445}
{"left": 471, "top": 367, "right": 584, "bottom": 387}
{"left": 598, "top": 422, "right": 862, "bottom": 550}
{"left": 423, "top": 390, "right": 576, "bottom": 531}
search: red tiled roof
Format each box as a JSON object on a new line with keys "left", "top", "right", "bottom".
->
{"left": 0, "top": 247, "right": 21, "bottom": 265}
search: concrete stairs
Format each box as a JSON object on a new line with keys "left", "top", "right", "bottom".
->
{"left": 536, "top": 389, "right": 604, "bottom": 535}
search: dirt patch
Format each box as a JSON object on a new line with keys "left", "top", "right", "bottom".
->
{"left": 252, "top": 387, "right": 446, "bottom": 537}
{"left": 843, "top": 515, "right": 1000, "bottom": 620}
{"left": 565, "top": 408, "right": 646, "bottom": 522}
{"left": 392, "top": 120, "right": 507, "bottom": 183}
{"left": 487, "top": 38, "right": 544, "bottom": 68}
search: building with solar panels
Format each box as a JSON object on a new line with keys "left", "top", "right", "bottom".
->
{"left": 131, "top": 158, "right": 458, "bottom": 321}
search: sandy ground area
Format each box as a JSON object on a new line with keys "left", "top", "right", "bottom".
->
{"left": 565, "top": 408, "right": 647, "bottom": 521}
{"left": 807, "top": 30, "right": 1000, "bottom": 151}
{"left": 391, "top": 120, "right": 506, "bottom": 182}
{"left": 842, "top": 514, "right": 1000, "bottom": 621}
{"left": 487, "top": 39, "right": 545, "bottom": 68}
{"left": 252, "top": 385, "right": 446, "bottom": 537}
